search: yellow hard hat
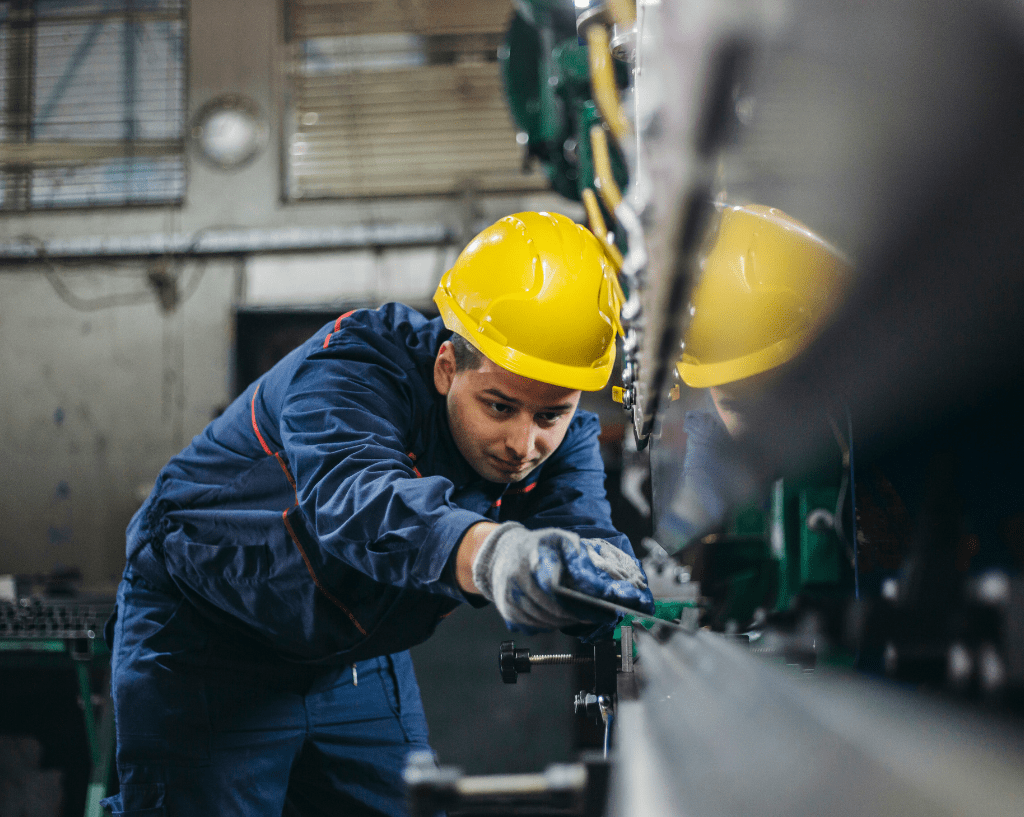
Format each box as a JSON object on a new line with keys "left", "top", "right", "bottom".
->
{"left": 678, "top": 204, "right": 852, "bottom": 389}
{"left": 434, "top": 211, "right": 622, "bottom": 391}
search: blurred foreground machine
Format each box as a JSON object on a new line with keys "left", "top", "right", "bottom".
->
{"left": 627, "top": 0, "right": 1024, "bottom": 698}
{"left": 410, "top": 0, "right": 1024, "bottom": 814}
{"left": 618, "top": 0, "right": 1024, "bottom": 813}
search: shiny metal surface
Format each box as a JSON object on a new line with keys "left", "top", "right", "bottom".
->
{"left": 632, "top": 0, "right": 1024, "bottom": 467}
{"left": 610, "top": 627, "right": 1024, "bottom": 817}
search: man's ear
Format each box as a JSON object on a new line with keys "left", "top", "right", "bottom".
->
{"left": 434, "top": 341, "right": 457, "bottom": 396}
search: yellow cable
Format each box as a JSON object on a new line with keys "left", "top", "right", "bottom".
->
{"left": 586, "top": 24, "right": 632, "bottom": 146}
{"left": 608, "top": 0, "right": 637, "bottom": 27}
{"left": 582, "top": 188, "right": 609, "bottom": 242}
{"left": 589, "top": 124, "right": 623, "bottom": 213}
{"left": 582, "top": 189, "right": 625, "bottom": 272}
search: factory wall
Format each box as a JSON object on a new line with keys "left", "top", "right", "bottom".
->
{"left": 0, "top": 260, "right": 237, "bottom": 587}
{"left": 0, "top": 245, "right": 464, "bottom": 590}
{"left": 0, "top": 0, "right": 568, "bottom": 590}
{"left": 0, "top": 0, "right": 582, "bottom": 783}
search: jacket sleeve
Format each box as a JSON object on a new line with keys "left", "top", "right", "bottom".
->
{"left": 276, "top": 343, "right": 484, "bottom": 600}
{"left": 516, "top": 412, "right": 638, "bottom": 559}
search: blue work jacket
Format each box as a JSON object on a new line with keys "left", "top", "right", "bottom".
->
{"left": 126, "top": 303, "right": 633, "bottom": 664}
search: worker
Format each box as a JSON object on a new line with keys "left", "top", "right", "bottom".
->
{"left": 660, "top": 203, "right": 852, "bottom": 549}
{"left": 100, "top": 211, "right": 654, "bottom": 817}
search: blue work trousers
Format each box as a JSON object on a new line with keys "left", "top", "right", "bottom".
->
{"left": 101, "top": 560, "right": 432, "bottom": 816}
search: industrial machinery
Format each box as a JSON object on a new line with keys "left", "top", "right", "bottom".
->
{"left": 411, "top": 0, "right": 1024, "bottom": 814}
{"left": 0, "top": 584, "right": 116, "bottom": 817}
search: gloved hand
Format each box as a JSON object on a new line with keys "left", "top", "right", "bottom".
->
{"left": 471, "top": 522, "right": 655, "bottom": 635}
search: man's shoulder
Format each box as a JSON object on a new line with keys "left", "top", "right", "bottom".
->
{"left": 347, "top": 302, "right": 430, "bottom": 329}
{"left": 257, "top": 303, "right": 446, "bottom": 405}
{"left": 311, "top": 303, "right": 448, "bottom": 377}
{"left": 335, "top": 303, "right": 446, "bottom": 355}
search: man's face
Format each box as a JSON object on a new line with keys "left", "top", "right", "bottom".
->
{"left": 708, "top": 368, "right": 779, "bottom": 438}
{"left": 434, "top": 341, "right": 581, "bottom": 483}
{"left": 709, "top": 385, "right": 750, "bottom": 438}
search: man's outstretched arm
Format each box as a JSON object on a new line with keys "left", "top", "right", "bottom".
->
{"left": 455, "top": 520, "right": 499, "bottom": 595}
{"left": 455, "top": 520, "right": 653, "bottom": 632}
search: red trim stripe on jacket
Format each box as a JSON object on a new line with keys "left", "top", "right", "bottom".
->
{"left": 323, "top": 310, "right": 357, "bottom": 348}
{"left": 251, "top": 383, "right": 366, "bottom": 635}
{"left": 493, "top": 481, "right": 536, "bottom": 508}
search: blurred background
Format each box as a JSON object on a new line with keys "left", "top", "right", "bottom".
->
{"left": 4, "top": 0, "right": 1024, "bottom": 815}
{"left": 0, "top": 2, "right": 631, "bottom": 814}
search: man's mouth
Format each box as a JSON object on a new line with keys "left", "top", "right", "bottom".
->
{"left": 490, "top": 456, "right": 531, "bottom": 472}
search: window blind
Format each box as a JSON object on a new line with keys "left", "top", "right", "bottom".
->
{"left": 284, "top": 0, "right": 547, "bottom": 200}
{"left": 0, "top": 0, "right": 186, "bottom": 211}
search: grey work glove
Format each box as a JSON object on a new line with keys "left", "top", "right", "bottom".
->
{"left": 471, "top": 522, "right": 655, "bottom": 635}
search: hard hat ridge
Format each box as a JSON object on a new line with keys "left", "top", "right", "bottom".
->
{"left": 434, "top": 211, "right": 620, "bottom": 391}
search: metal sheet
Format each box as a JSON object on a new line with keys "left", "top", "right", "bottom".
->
{"left": 610, "top": 628, "right": 1024, "bottom": 817}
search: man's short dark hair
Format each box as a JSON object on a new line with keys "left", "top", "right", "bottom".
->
{"left": 450, "top": 333, "right": 485, "bottom": 372}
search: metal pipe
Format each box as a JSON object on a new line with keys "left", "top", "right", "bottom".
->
{"left": 0, "top": 222, "right": 457, "bottom": 262}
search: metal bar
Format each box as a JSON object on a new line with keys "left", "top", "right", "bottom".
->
{"left": 529, "top": 653, "right": 591, "bottom": 666}
{"left": 552, "top": 584, "right": 689, "bottom": 633}
{"left": 0, "top": 139, "right": 183, "bottom": 162}
{"left": 611, "top": 627, "right": 1024, "bottom": 817}
{"left": 404, "top": 750, "right": 597, "bottom": 817}
{"left": 0, "top": 221, "right": 459, "bottom": 261}
{"left": 619, "top": 624, "right": 633, "bottom": 674}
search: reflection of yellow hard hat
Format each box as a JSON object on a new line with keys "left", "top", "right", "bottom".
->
{"left": 434, "top": 211, "right": 622, "bottom": 391}
{"left": 678, "top": 204, "right": 852, "bottom": 389}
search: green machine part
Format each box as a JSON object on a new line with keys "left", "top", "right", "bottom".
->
{"left": 699, "top": 478, "right": 848, "bottom": 630}
{"left": 615, "top": 600, "right": 696, "bottom": 662}
{"left": 0, "top": 637, "right": 115, "bottom": 817}
{"left": 499, "top": 0, "right": 630, "bottom": 203}
{"left": 772, "top": 481, "right": 845, "bottom": 606}
{"left": 619, "top": 600, "right": 695, "bottom": 634}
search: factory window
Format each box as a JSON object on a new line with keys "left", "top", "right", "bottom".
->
{"left": 283, "top": 0, "right": 547, "bottom": 199}
{"left": 0, "top": 0, "right": 186, "bottom": 211}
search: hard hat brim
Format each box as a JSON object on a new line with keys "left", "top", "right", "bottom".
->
{"left": 677, "top": 334, "right": 808, "bottom": 389}
{"left": 435, "top": 285, "right": 615, "bottom": 392}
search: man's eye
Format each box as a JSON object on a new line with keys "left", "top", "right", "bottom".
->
{"left": 537, "top": 412, "right": 563, "bottom": 425}
{"left": 489, "top": 403, "right": 513, "bottom": 415}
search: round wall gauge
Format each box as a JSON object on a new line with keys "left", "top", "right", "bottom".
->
{"left": 191, "top": 95, "right": 267, "bottom": 170}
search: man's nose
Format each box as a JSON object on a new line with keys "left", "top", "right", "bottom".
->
{"left": 504, "top": 417, "right": 538, "bottom": 461}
